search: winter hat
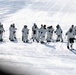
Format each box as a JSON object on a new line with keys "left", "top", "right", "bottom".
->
{"left": 24, "top": 25, "right": 27, "bottom": 28}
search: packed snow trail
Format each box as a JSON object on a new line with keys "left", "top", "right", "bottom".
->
{"left": 0, "top": 39, "right": 76, "bottom": 75}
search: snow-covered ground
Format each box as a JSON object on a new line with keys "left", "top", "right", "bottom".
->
{"left": 0, "top": 0, "right": 76, "bottom": 75}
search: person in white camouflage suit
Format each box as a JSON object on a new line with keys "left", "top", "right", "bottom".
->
{"left": 66, "top": 28, "right": 75, "bottom": 49}
{"left": 12, "top": 23, "right": 17, "bottom": 40}
{"left": 32, "top": 23, "right": 38, "bottom": 42}
{"left": 40, "top": 25, "right": 47, "bottom": 44}
{"left": 37, "top": 24, "right": 44, "bottom": 43}
{"left": 54, "top": 24, "right": 63, "bottom": 42}
{"left": 9, "top": 24, "right": 17, "bottom": 41}
{"left": 0, "top": 23, "right": 5, "bottom": 41}
{"left": 74, "top": 26, "right": 76, "bottom": 35}
{"left": 22, "top": 25, "right": 29, "bottom": 43}
{"left": 47, "top": 26, "right": 54, "bottom": 42}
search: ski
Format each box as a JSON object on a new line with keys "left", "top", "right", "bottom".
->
{"left": 69, "top": 49, "right": 76, "bottom": 54}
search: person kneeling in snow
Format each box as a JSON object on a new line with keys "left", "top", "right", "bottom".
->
{"left": 54, "top": 24, "right": 63, "bottom": 42}
{"left": 9, "top": 24, "right": 17, "bottom": 41}
{"left": 66, "top": 28, "right": 75, "bottom": 50}
{"left": 0, "top": 24, "right": 5, "bottom": 41}
{"left": 22, "top": 25, "right": 29, "bottom": 43}
{"left": 47, "top": 26, "right": 54, "bottom": 42}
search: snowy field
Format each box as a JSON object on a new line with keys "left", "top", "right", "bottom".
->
{"left": 0, "top": 0, "right": 76, "bottom": 75}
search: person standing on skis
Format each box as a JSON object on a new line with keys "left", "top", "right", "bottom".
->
{"left": 54, "top": 24, "right": 63, "bottom": 42}
{"left": 22, "top": 25, "right": 29, "bottom": 43}
{"left": 32, "top": 23, "right": 38, "bottom": 42}
{"left": 12, "top": 23, "right": 17, "bottom": 40}
{"left": 37, "top": 24, "right": 44, "bottom": 43}
{"left": 40, "top": 25, "right": 47, "bottom": 44}
{"left": 46, "top": 26, "right": 54, "bottom": 42}
{"left": 9, "top": 24, "right": 17, "bottom": 41}
{"left": 66, "top": 28, "right": 75, "bottom": 50}
{"left": 0, "top": 24, "right": 5, "bottom": 41}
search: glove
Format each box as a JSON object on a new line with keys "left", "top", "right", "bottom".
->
{"left": 61, "top": 31, "right": 62, "bottom": 33}
{"left": 54, "top": 31, "right": 56, "bottom": 33}
{"left": 66, "top": 33, "right": 67, "bottom": 35}
{"left": 58, "top": 35, "right": 60, "bottom": 37}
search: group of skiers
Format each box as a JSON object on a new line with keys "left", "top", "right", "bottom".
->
{"left": 31, "top": 23, "right": 63, "bottom": 43}
{"left": 0, "top": 22, "right": 76, "bottom": 49}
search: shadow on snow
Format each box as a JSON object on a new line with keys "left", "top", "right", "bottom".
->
{"left": 71, "top": 49, "right": 76, "bottom": 55}
{"left": 44, "top": 44, "right": 56, "bottom": 49}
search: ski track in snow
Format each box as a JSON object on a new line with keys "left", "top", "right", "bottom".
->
{"left": 0, "top": 40, "right": 76, "bottom": 75}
